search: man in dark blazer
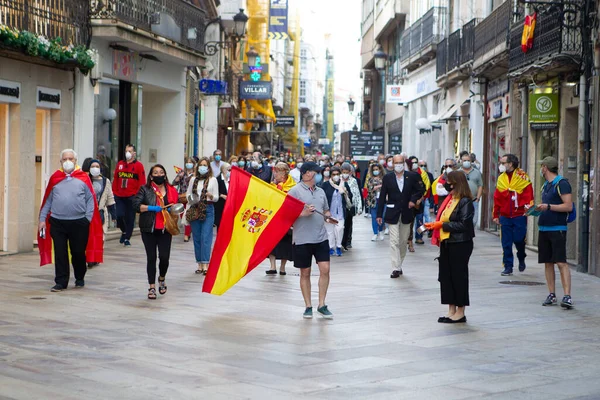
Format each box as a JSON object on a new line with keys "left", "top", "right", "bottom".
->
{"left": 377, "top": 154, "right": 426, "bottom": 278}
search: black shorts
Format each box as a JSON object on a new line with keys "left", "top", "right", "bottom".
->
{"left": 293, "top": 240, "right": 330, "bottom": 268}
{"left": 538, "top": 230, "right": 567, "bottom": 264}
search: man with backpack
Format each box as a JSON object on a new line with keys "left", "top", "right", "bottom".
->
{"left": 535, "top": 156, "right": 574, "bottom": 309}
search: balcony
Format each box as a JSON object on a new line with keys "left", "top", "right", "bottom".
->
{"left": 399, "top": 7, "right": 446, "bottom": 72}
{"left": 473, "top": 1, "right": 510, "bottom": 78}
{"left": 374, "top": 0, "right": 409, "bottom": 41}
{"left": 90, "top": 0, "right": 213, "bottom": 65}
{"left": 508, "top": 6, "right": 581, "bottom": 75}
{"left": 436, "top": 18, "right": 479, "bottom": 85}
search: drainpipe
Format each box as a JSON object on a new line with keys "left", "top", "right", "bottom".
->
{"left": 520, "top": 86, "right": 528, "bottom": 171}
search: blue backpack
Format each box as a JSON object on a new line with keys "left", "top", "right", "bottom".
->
{"left": 543, "top": 176, "right": 576, "bottom": 224}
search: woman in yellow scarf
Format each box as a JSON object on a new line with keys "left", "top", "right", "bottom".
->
{"left": 425, "top": 171, "right": 475, "bottom": 323}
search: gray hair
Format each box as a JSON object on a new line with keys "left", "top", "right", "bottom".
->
{"left": 60, "top": 149, "right": 78, "bottom": 160}
{"left": 219, "top": 162, "right": 231, "bottom": 175}
{"left": 445, "top": 158, "right": 456, "bottom": 166}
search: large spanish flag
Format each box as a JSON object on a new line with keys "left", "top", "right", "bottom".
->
{"left": 203, "top": 167, "right": 304, "bottom": 295}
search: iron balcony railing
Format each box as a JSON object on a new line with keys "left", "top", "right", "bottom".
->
{"left": 90, "top": 0, "right": 208, "bottom": 53}
{"left": 447, "top": 29, "right": 461, "bottom": 71}
{"left": 461, "top": 18, "right": 478, "bottom": 65}
{"left": 436, "top": 38, "right": 447, "bottom": 78}
{"left": 399, "top": 7, "right": 446, "bottom": 63}
{"left": 508, "top": 5, "right": 581, "bottom": 72}
{"left": 0, "top": 0, "right": 89, "bottom": 45}
{"left": 474, "top": 1, "right": 510, "bottom": 61}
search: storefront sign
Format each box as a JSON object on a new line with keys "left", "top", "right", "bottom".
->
{"left": 529, "top": 92, "right": 559, "bottom": 129}
{"left": 275, "top": 116, "right": 295, "bottom": 127}
{"left": 387, "top": 117, "right": 403, "bottom": 135}
{"left": 36, "top": 87, "right": 61, "bottom": 109}
{"left": 239, "top": 81, "right": 273, "bottom": 100}
{"left": 268, "top": 0, "right": 289, "bottom": 40}
{"left": 0, "top": 79, "right": 21, "bottom": 104}
{"left": 199, "top": 79, "right": 228, "bottom": 95}
{"left": 349, "top": 131, "right": 384, "bottom": 160}
{"left": 389, "top": 134, "right": 402, "bottom": 154}
{"left": 113, "top": 50, "right": 137, "bottom": 81}
{"left": 386, "top": 85, "right": 415, "bottom": 104}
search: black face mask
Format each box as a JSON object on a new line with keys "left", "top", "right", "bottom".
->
{"left": 443, "top": 183, "right": 453, "bottom": 192}
{"left": 153, "top": 176, "right": 166, "bottom": 185}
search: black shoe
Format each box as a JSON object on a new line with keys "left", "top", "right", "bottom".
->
{"left": 518, "top": 261, "right": 526, "bottom": 272}
{"left": 51, "top": 284, "right": 65, "bottom": 292}
{"left": 443, "top": 316, "right": 467, "bottom": 324}
{"left": 501, "top": 267, "right": 513, "bottom": 276}
{"left": 279, "top": 271, "right": 287, "bottom": 276}
{"left": 415, "top": 239, "right": 425, "bottom": 245}
{"left": 119, "top": 233, "right": 126, "bottom": 244}
{"left": 561, "top": 295, "right": 573, "bottom": 309}
{"left": 266, "top": 269, "right": 277, "bottom": 275}
{"left": 347, "top": 244, "right": 353, "bottom": 249}
{"left": 438, "top": 316, "right": 450, "bottom": 323}
{"left": 123, "top": 239, "right": 131, "bottom": 247}
{"left": 543, "top": 293, "right": 557, "bottom": 306}
{"left": 390, "top": 270, "right": 402, "bottom": 278}
{"left": 74, "top": 280, "right": 85, "bottom": 288}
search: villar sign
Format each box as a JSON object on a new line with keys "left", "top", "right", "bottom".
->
{"left": 239, "top": 81, "right": 273, "bottom": 100}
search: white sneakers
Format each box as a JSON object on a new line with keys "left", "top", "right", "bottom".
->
{"left": 372, "top": 233, "right": 385, "bottom": 241}
{"left": 371, "top": 234, "right": 378, "bottom": 241}
{"left": 384, "top": 228, "right": 389, "bottom": 235}
{"left": 378, "top": 232, "right": 385, "bottom": 241}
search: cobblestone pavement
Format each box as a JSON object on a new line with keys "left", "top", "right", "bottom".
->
{"left": 1, "top": 217, "right": 600, "bottom": 399}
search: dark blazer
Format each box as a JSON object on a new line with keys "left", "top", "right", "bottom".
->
{"left": 442, "top": 197, "right": 475, "bottom": 243}
{"left": 377, "top": 171, "right": 425, "bottom": 225}
{"left": 214, "top": 175, "right": 229, "bottom": 228}
{"left": 321, "top": 181, "right": 353, "bottom": 219}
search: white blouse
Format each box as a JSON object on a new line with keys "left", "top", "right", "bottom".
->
{"left": 187, "top": 176, "right": 219, "bottom": 202}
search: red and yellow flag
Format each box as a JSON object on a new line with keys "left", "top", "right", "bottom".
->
{"left": 203, "top": 167, "right": 304, "bottom": 295}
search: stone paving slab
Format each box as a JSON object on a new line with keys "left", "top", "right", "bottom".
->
{"left": 1, "top": 217, "right": 600, "bottom": 399}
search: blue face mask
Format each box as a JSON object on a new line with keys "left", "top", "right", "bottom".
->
{"left": 185, "top": 163, "right": 194, "bottom": 170}
{"left": 198, "top": 166, "right": 209, "bottom": 175}
{"left": 215, "top": 155, "right": 221, "bottom": 162}
{"left": 372, "top": 170, "right": 380, "bottom": 176}
{"left": 238, "top": 161, "right": 246, "bottom": 167}
{"left": 315, "top": 173, "right": 323, "bottom": 184}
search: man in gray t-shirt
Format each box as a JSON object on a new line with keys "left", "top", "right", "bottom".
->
{"left": 288, "top": 162, "right": 336, "bottom": 320}
{"left": 460, "top": 153, "right": 483, "bottom": 225}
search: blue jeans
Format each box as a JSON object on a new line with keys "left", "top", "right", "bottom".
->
{"left": 423, "top": 198, "right": 432, "bottom": 223}
{"left": 370, "top": 206, "right": 383, "bottom": 234}
{"left": 190, "top": 204, "right": 215, "bottom": 263}
{"left": 500, "top": 215, "right": 527, "bottom": 270}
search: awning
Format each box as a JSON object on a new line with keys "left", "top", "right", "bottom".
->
{"left": 438, "top": 92, "right": 471, "bottom": 121}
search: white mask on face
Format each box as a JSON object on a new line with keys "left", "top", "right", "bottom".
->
{"left": 445, "top": 167, "right": 453, "bottom": 175}
{"left": 379, "top": 159, "right": 385, "bottom": 165}
{"left": 90, "top": 167, "right": 101, "bottom": 177}
{"left": 251, "top": 161, "right": 261, "bottom": 169}
{"left": 323, "top": 171, "right": 330, "bottom": 177}
{"left": 387, "top": 161, "right": 393, "bottom": 168}
{"left": 125, "top": 151, "right": 133, "bottom": 161}
{"left": 499, "top": 164, "right": 507, "bottom": 173}
{"left": 62, "top": 160, "right": 75, "bottom": 173}
{"left": 394, "top": 164, "right": 405, "bottom": 173}
{"left": 412, "top": 163, "right": 419, "bottom": 170}
{"left": 332, "top": 175, "right": 340, "bottom": 183}
{"left": 296, "top": 162, "right": 303, "bottom": 169}
{"left": 341, "top": 173, "right": 350, "bottom": 180}
{"left": 462, "top": 161, "right": 471, "bottom": 169}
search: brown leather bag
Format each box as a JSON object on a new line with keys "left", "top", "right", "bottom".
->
{"left": 162, "top": 209, "right": 180, "bottom": 236}
{"left": 185, "top": 178, "right": 209, "bottom": 222}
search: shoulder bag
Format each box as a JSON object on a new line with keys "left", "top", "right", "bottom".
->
{"left": 185, "top": 178, "right": 209, "bottom": 222}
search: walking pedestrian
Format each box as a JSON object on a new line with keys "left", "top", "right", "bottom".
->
{"left": 38, "top": 149, "right": 104, "bottom": 291}
{"left": 321, "top": 166, "right": 353, "bottom": 257}
{"left": 460, "top": 152, "right": 484, "bottom": 225}
{"left": 87, "top": 159, "right": 116, "bottom": 268}
{"left": 210, "top": 149, "right": 224, "bottom": 177}
{"left": 536, "top": 156, "right": 574, "bottom": 309}
{"left": 426, "top": 171, "right": 475, "bottom": 324}
{"left": 172, "top": 157, "right": 196, "bottom": 242}
{"left": 340, "top": 162, "right": 362, "bottom": 250}
{"left": 493, "top": 154, "right": 534, "bottom": 276}
{"left": 288, "top": 162, "right": 336, "bottom": 319}
{"left": 113, "top": 144, "right": 146, "bottom": 246}
{"left": 247, "top": 151, "right": 272, "bottom": 183}
{"left": 366, "top": 162, "right": 385, "bottom": 241}
{"left": 408, "top": 156, "right": 430, "bottom": 247}
{"left": 267, "top": 162, "right": 296, "bottom": 275}
{"left": 187, "top": 157, "right": 219, "bottom": 275}
{"left": 214, "top": 162, "right": 231, "bottom": 231}
{"left": 133, "top": 164, "right": 179, "bottom": 299}
{"left": 377, "top": 154, "right": 424, "bottom": 278}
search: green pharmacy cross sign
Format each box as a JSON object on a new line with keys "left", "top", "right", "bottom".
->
{"left": 529, "top": 92, "right": 559, "bottom": 130}
{"left": 250, "top": 56, "right": 263, "bottom": 82}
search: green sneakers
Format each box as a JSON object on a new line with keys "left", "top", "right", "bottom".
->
{"left": 317, "top": 305, "right": 333, "bottom": 319}
{"left": 303, "top": 307, "right": 313, "bottom": 319}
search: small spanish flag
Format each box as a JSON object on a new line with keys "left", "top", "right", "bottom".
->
{"left": 203, "top": 167, "right": 304, "bottom": 295}
{"left": 174, "top": 165, "right": 183, "bottom": 174}
{"left": 521, "top": 12, "right": 537, "bottom": 53}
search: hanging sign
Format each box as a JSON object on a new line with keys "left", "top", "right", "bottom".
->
{"left": 239, "top": 81, "right": 273, "bottom": 100}
{"left": 199, "top": 79, "right": 228, "bottom": 95}
{"left": 529, "top": 92, "right": 558, "bottom": 130}
{"left": 275, "top": 116, "right": 295, "bottom": 127}
{"left": 268, "top": 0, "right": 289, "bottom": 40}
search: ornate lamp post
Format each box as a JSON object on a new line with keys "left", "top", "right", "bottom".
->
{"left": 203, "top": 9, "right": 249, "bottom": 56}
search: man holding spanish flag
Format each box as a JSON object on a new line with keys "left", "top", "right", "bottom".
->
{"left": 493, "top": 154, "right": 534, "bottom": 276}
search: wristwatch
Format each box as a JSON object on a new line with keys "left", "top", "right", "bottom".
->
{"left": 548, "top": 204, "right": 551, "bottom": 211}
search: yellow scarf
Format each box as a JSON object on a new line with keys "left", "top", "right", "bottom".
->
{"left": 496, "top": 168, "right": 531, "bottom": 194}
{"left": 420, "top": 169, "right": 431, "bottom": 192}
{"left": 271, "top": 174, "right": 296, "bottom": 193}
{"left": 440, "top": 196, "right": 460, "bottom": 242}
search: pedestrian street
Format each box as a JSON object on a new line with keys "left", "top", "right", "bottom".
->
{"left": 1, "top": 218, "right": 600, "bottom": 399}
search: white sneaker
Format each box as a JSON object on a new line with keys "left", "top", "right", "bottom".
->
{"left": 364, "top": 213, "right": 370, "bottom": 218}
{"left": 384, "top": 228, "right": 389, "bottom": 235}
{"left": 371, "top": 234, "right": 378, "bottom": 242}
{"left": 378, "top": 232, "right": 385, "bottom": 241}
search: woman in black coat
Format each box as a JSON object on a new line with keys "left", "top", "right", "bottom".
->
{"left": 425, "top": 171, "right": 475, "bottom": 324}
{"left": 214, "top": 163, "right": 231, "bottom": 230}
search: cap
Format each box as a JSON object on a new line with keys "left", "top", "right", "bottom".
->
{"left": 541, "top": 156, "right": 558, "bottom": 170}
{"left": 300, "top": 161, "right": 324, "bottom": 175}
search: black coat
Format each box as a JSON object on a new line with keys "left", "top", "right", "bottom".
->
{"left": 376, "top": 171, "right": 425, "bottom": 225}
{"left": 321, "top": 181, "right": 353, "bottom": 219}
{"left": 214, "top": 175, "right": 229, "bottom": 228}
{"left": 442, "top": 197, "right": 475, "bottom": 243}
{"left": 133, "top": 185, "right": 178, "bottom": 233}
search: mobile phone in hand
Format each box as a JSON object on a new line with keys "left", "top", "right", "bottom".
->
{"left": 40, "top": 228, "right": 46, "bottom": 239}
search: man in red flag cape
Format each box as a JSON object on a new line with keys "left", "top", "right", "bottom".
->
{"left": 38, "top": 149, "right": 104, "bottom": 292}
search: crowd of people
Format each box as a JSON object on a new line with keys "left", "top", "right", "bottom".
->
{"left": 38, "top": 146, "right": 575, "bottom": 321}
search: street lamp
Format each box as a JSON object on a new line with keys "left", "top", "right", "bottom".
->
{"left": 203, "top": 9, "right": 249, "bottom": 56}
{"left": 246, "top": 46, "right": 259, "bottom": 67}
{"left": 233, "top": 9, "right": 249, "bottom": 38}
{"left": 352, "top": 124, "right": 358, "bottom": 132}
{"left": 347, "top": 97, "right": 355, "bottom": 113}
{"left": 374, "top": 46, "right": 387, "bottom": 71}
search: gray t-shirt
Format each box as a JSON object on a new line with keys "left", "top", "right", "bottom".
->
{"left": 288, "top": 182, "right": 329, "bottom": 245}
{"left": 465, "top": 168, "right": 483, "bottom": 198}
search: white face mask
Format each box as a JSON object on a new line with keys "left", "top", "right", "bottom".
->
{"left": 90, "top": 167, "right": 101, "bottom": 177}
{"left": 332, "top": 175, "right": 340, "bottom": 183}
{"left": 341, "top": 173, "right": 350, "bottom": 180}
{"left": 62, "top": 160, "right": 75, "bottom": 173}
{"left": 499, "top": 164, "right": 507, "bottom": 173}
{"left": 462, "top": 161, "right": 471, "bottom": 169}
{"left": 125, "top": 151, "right": 133, "bottom": 160}
{"left": 319, "top": 161, "right": 325, "bottom": 166}
{"left": 251, "top": 161, "right": 261, "bottom": 169}
{"left": 394, "top": 164, "right": 405, "bottom": 173}
{"left": 323, "top": 171, "right": 330, "bottom": 177}
{"left": 296, "top": 162, "right": 303, "bottom": 169}
{"left": 379, "top": 159, "right": 385, "bottom": 165}
{"left": 387, "top": 161, "right": 393, "bottom": 168}
{"left": 445, "top": 167, "right": 453, "bottom": 174}
{"left": 412, "top": 163, "right": 419, "bottom": 171}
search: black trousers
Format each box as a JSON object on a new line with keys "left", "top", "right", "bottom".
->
{"left": 342, "top": 214, "right": 354, "bottom": 247}
{"left": 115, "top": 195, "right": 135, "bottom": 240}
{"left": 50, "top": 217, "right": 90, "bottom": 288}
{"left": 141, "top": 230, "right": 172, "bottom": 284}
{"left": 439, "top": 240, "right": 473, "bottom": 307}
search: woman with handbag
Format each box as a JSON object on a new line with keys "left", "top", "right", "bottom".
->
{"left": 214, "top": 163, "right": 231, "bottom": 231}
{"left": 186, "top": 157, "right": 219, "bottom": 275}
{"left": 321, "top": 166, "right": 353, "bottom": 257}
{"left": 425, "top": 171, "right": 475, "bottom": 323}
{"left": 87, "top": 160, "right": 116, "bottom": 268}
{"left": 172, "top": 157, "right": 196, "bottom": 242}
{"left": 133, "top": 164, "right": 180, "bottom": 300}
{"left": 266, "top": 162, "right": 296, "bottom": 275}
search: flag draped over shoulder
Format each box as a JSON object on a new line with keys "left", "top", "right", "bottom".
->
{"left": 38, "top": 168, "right": 104, "bottom": 266}
{"left": 496, "top": 169, "right": 531, "bottom": 194}
{"left": 203, "top": 167, "right": 304, "bottom": 295}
